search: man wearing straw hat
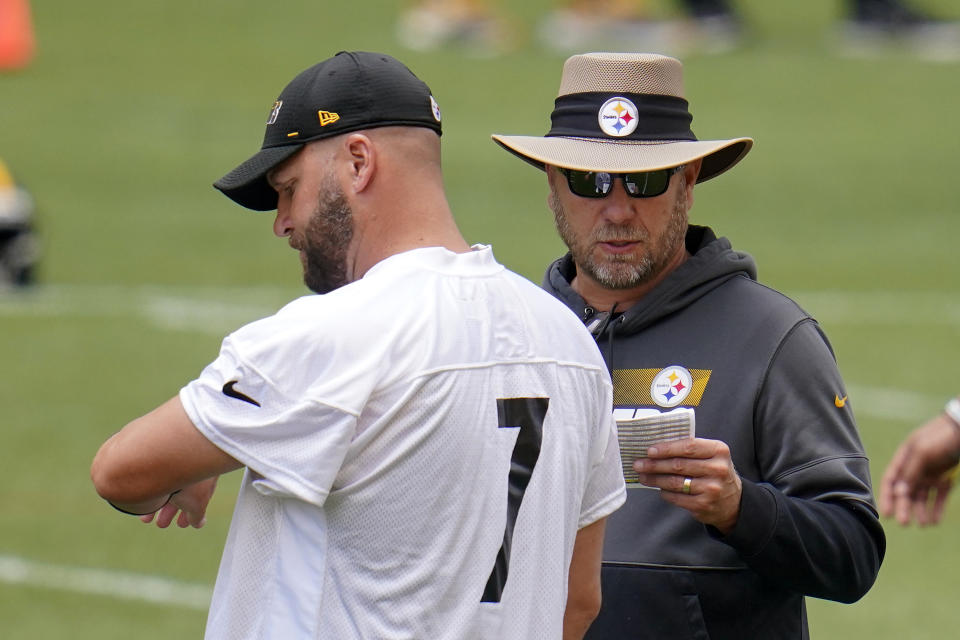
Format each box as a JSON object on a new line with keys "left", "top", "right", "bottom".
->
{"left": 493, "top": 52, "right": 885, "bottom": 639}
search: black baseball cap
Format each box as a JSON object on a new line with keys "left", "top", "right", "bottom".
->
{"left": 214, "top": 51, "right": 443, "bottom": 211}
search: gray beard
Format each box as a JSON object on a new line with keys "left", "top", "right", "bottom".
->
{"left": 550, "top": 184, "right": 688, "bottom": 291}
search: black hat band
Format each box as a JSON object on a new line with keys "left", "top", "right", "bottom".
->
{"left": 547, "top": 92, "right": 696, "bottom": 142}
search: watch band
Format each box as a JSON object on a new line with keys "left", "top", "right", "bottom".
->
{"left": 106, "top": 490, "right": 181, "bottom": 517}
{"left": 946, "top": 399, "right": 960, "bottom": 482}
{"left": 945, "top": 398, "right": 960, "bottom": 429}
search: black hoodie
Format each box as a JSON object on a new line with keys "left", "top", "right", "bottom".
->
{"left": 544, "top": 226, "right": 885, "bottom": 640}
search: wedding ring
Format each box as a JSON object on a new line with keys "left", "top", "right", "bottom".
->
{"left": 682, "top": 477, "right": 692, "bottom": 494}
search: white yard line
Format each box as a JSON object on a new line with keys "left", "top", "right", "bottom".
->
{"left": 0, "top": 283, "right": 301, "bottom": 334}
{"left": 0, "top": 553, "right": 212, "bottom": 610}
{"left": 789, "top": 290, "right": 960, "bottom": 326}
{"left": 2, "top": 284, "right": 957, "bottom": 329}
{"left": 0, "top": 285, "right": 954, "bottom": 419}
{"left": 845, "top": 384, "right": 945, "bottom": 422}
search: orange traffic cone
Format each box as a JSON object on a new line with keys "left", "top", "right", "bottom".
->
{"left": 0, "top": 0, "right": 36, "bottom": 70}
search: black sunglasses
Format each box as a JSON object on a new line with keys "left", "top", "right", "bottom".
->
{"left": 560, "top": 166, "right": 683, "bottom": 199}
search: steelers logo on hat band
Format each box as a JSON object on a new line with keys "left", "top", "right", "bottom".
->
{"left": 598, "top": 97, "right": 639, "bottom": 137}
{"left": 430, "top": 95, "right": 442, "bottom": 123}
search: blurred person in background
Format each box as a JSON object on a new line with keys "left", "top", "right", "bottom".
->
{"left": 396, "top": 0, "right": 515, "bottom": 53}
{"left": 397, "top": 0, "right": 960, "bottom": 60}
{"left": 880, "top": 395, "right": 960, "bottom": 525}
{"left": 541, "top": 0, "right": 960, "bottom": 58}
{"left": 0, "top": 157, "right": 39, "bottom": 288}
{"left": 492, "top": 51, "right": 885, "bottom": 639}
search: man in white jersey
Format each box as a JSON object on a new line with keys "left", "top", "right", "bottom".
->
{"left": 91, "top": 51, "right": 626, "bottom": 640}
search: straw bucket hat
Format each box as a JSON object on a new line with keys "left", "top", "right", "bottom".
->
{"left": 492, "top": 52, "right": 752, "bottom": 182}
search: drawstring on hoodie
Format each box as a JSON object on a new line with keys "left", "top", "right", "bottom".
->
{"left": 585, "top": 303, "right": 620, "bottom": 370}
{"left": 606, "top": 315, "right": 620, "bottom": 369}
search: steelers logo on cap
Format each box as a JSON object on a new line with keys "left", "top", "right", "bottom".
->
{"left": 650, "top": 366, "right": 693, "bottom": 408}
{"left": 266, "top": 100, "right": 283, "bottom": 125}
{"left": 430, "top": 95, "right": 442, "bottom": 123}
{"left": 598, "top": 97, "right": 639, "bottom": 137}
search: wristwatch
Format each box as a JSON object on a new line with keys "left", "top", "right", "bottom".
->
{"left": 945, "top": 399, "right": 960, "bottom": 480}
{"left": 945, "top": 397, "right": 960, "bottom": 429}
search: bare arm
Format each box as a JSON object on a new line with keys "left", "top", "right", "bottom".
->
{"left": 91, "top": 396, "right": 242, "bottom": 525}
{"left": 880, "top": 409, "right": 960, "bottom": 526}
{"left": 563, "top": 517, "right": 607, "bottom": 640}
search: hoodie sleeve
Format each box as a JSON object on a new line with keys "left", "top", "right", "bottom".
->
{"left": 713, "top": 318, "right": 885, "bottom": 602}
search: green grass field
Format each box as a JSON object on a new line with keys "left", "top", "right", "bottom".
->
{"left": 2, "top": 0, "right": 958, "bottom": 637}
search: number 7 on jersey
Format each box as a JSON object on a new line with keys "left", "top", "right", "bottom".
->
{"left": 481, "top": 397, "right": 549, "bottom": 603}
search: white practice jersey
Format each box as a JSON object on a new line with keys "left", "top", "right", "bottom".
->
{"left": 180, "top": 245, "right": 626, "bottom": 640}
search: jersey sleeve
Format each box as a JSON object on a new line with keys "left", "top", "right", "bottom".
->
{"left": 180, "top": 316, "right": 360, "bottom": 508}
{"left": 578, "top": 384, "right": 627, "bottom": 529}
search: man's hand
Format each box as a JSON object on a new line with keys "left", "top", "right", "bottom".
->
{"left": 92, "top": 395, "right": 241, "bottom": 524}
{"left": 880, "top": 414, "right": 960, "bottom": 526}
{"left": 140, "top": 477, "right": 220, "bottom": 529}
{"left": 633, "top": 437, "right": 742, "bottom": 534}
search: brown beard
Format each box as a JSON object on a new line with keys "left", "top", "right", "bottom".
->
{"left": 298, "top": 173, "right": 354, "bottom": 294}
{"left": 550, "top": 178, "right": 688, "bottom": 291}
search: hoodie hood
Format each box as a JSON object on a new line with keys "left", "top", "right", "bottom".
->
{"left": 542, "top": 226, "right": 757, "bottom": 337}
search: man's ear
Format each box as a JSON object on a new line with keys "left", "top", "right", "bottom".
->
{"left": 343, "top": 133, "right": 376, "bottom": 194}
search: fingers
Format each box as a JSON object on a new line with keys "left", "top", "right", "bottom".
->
{"left": 168, "top": 487, "right": 211, "bottom": 529}
{"left": 632, "top": 439, "right": 743, "bottom": 533}
{"left": 915, "top": 480, "right": 952, "bottom": 526}
{"left": 637, "top": 438, "right": 732, "bottom": 478}
{"left": 135, "top": 478, "right": 219, "bottom": 530}
{"left": 882, "top": 416, "right": 960, "bottom": 523}
{"left": 153, "top": 502, "right": 180, "bottom": 528}
{"left": 879, "top": 443, "right": 912, "bottom": 516}
{"left": 142, "top": 502, "right": 207, "bottom": 529}
{"left": 911, "top": 486, "right": 932, "bottom": 526}
{"left": 631, "top": 470, "right": 697, "bottom": 494}
{"left": 143, "top": 505, "right": 206, "bottom": 529}
{"left": 929, "top": 483, "right": 951, "bottom": 525}
{"left": 889, "top": 477, "right": 954, "bottom": 526}
{"left": 145, "top": 501, "right": 195, "bottom": 529}
{"left": 176, "top": 508, "right": 206, "bottom": 529}
{"left": 647, "top": 437, "right": 720, "bottom": 461}
{"left": 896, "top": 443, "right": 934, "bottom": 495}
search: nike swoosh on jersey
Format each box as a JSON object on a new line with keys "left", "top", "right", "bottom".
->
{"left": 222, "top": 380, "right": 261, "bottom": 407}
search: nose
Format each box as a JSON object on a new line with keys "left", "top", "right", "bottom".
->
{"left": 273, "top": 205, "right": 292, "bottom": 238}
{"left": 599, "top": 178, "right": 642, "bottom": 224}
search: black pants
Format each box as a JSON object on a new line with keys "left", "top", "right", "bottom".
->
{"left": 679, "top": 0, "right": 922, "bottom": 21}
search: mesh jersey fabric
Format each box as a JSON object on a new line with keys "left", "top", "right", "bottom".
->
{"left": 179, "top": 245, "right": 626, "bottom": 640}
